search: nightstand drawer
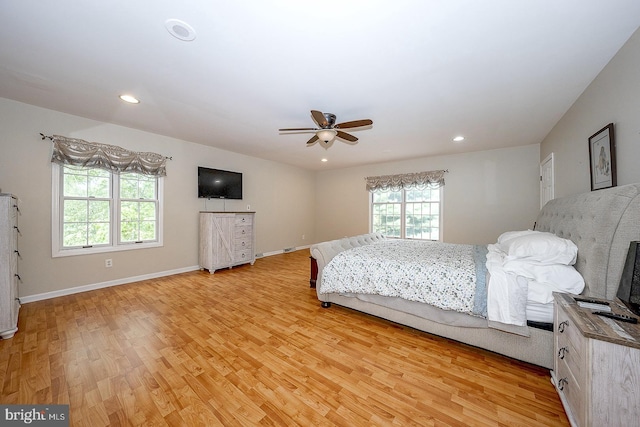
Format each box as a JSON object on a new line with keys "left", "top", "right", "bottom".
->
{"left": 553, "top": 292, "right": 640, "bottom": 427}
{"left": 555, "top": 356, "right": 585, "bottom": 427}
{"left": 556, "top": 317, "right": 585, "bottom": 385}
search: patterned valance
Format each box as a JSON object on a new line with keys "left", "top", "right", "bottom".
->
{"left": 365, "top": 169, "right": 447, "bottom": 192}
{"left": 50, "top": 135, "right": 167, "bottom": 177}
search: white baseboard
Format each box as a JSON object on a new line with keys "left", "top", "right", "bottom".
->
{"left": 256, "top": 245, "right": 310, "bottom": 258}
{"left": 19, "top": 265, "right": 201, "bottom": 304}
{"left": 20, "top": 246, "right": 313, "bottom": 304}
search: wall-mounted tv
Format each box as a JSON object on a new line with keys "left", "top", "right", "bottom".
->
{"left": 198, "top": 167, "right": 243, "bottom": 200}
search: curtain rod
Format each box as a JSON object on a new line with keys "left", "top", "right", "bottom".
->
{"left": 40, "top": 133, "right": 173, "bottom": 160}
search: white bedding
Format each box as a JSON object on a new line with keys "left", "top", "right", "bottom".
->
{"left": 526, "top": 301, "right": 554, "bottom": 323}
{"left": 319, "top": 232, "right": 584, "bottom": 329}
{"left": 486, "top": 231, "right": 585, "bottom": 326}
{"left": 319, "top": 239, "right": 486, "bottom": 316}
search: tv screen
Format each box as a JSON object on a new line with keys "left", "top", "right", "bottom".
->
{"left": 617, "top": 241, "right": 640, "bottom": 316}
{"left": 198, "top": 167, "right": 243, "bottom": 200}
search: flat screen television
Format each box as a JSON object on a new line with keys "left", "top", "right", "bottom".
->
{"left": 198, "top": 167, "right": 243, "bottom": 200}
{"left": 616, "top": 241, "right": 640, "bottom": 316}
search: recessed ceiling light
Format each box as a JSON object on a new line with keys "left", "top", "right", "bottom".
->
{"left": 119, "top": 94, "right": 140, "bottom": 104}
{"left": 453, "top": 136, "right": 465, "bottom": 142}
{"left": 321, "top": 158, "right": 328, "bottom": 162}
{"left": 165, "top": 19, "right": 196, "bottom": 41}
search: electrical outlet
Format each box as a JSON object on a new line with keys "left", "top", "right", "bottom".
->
{"left": 105, "top": 259, "right": 113, "bottom": 268}
{"left": 302, "top": 234, "right": 305, "bottom": 240}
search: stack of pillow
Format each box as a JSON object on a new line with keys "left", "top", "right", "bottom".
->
{"left": 489, "top": 230, "right": 585, "bottom": 306}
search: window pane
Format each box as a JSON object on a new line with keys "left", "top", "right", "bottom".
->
{"left": 88, "top": 222, "right": 110, "bottom": 245}
{"left": 88, "top": 200, "right": 110, "bottom": 222}
{"left": 120, "top": 176, "right": 139, "bottom": 199}
{"left": 139, "top": 201, "right": 156, "bottom": 221}
{"left": 64, "top": 200, "right": 88, "bottom": 222}
{"left": 139, "top": 179, "right": 156, "bottom": 199}
{"left": 121, "top": 201, "right": 139, "bottom": 222}
{"left": 64, "top": 173, "right": 88, "bottom": 197}
{"left": 63, "top": 166, "right": 110, "bottom": 198}
{"left": 120, "top": 200, "right": 157, "bottom": 242}
{"left": 120, "top": 221, "right": 138, "bottom": 242}
{"left": 371, "top": 186, "right": 441, "bottom": 240}
{"left": 121, "top": 173, "right": 156, "bottom": 200}
{"left": 139, "top": 221, "right": 156, "bottom": 240}
{"left": 88, "top": 175, "right": 110, "bottom": 198}
{"left": 372, "top": 201, "right": 401, "bottom": 237}
{"left": 56, "top": 165, "right": 161, "bottom": 253}
{"left": 372, "top": 190, "right": 401, "bottom": 203}
{"left": 63, "top": 222, "right": 87, "bottom": 247}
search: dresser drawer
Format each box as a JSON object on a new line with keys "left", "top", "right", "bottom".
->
{"left": 235, "top": 225, "right": 252, "bottom": 239}
{"left": 235, "top": 215, "right": 253, "bottom": 226}
{"left": 234, "top": 249, "right": 253, "bottom": 262}
{"left": 235, "top": 237, "right": 252, "bottom": 251}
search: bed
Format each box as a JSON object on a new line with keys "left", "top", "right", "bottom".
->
{"left": 310, "top": 183, "right": 640, "bottom": 368}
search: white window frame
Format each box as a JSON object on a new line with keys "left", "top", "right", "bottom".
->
{"left": 52, "top": 163, "right": 164, "bottom": 257}
{"left": 369, "top": 186, "right": 444, "bottom": 241}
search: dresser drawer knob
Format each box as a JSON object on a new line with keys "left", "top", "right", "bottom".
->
{"left": 557, "top": 377, "right": 568, "bottom": 391}
{"left": 558, "top": 320, "right": 569, "bottom": 333}
{"left": 558, "top": 347, "right": 568, "bottom": 359}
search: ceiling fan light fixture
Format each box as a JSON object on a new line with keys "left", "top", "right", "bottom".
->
{"left": 316, "top": 129, "right": 337, "bottom": 143}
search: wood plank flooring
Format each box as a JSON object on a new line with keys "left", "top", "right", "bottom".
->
{"left": 0, "top": 249, "right": 569, "bottom": 426}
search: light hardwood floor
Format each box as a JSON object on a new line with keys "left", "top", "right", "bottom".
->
{"left": 0, "top": 250, "right": 569, "bottom": 426}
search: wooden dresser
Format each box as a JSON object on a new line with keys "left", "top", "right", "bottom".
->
{"left": 552, "top": 292, "right": 640, "bottom": 426}
{"left": 199, "top": 212, "right": 255, "bottom": 274}
{"left": 0, "top": 194, "right": 20, "bottom": 339}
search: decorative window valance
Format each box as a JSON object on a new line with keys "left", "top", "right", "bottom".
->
{"left": 365, "top": 169, "right": 447, "bottom": 192}
{"left": 50, "top": 135, "right": 167, "bottom": 177}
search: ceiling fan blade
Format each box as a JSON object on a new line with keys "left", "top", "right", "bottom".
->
{"left": 279, "top": 127, "right": 318, "bottom": 132}
{"left": 337, "top": 131, "right": 358, "bottom": 143}
{"left": 306, "top": 135, "right": 319, "bottom": 146}
{"left": 335, "top": 119, "right": 373, "bottom": 129}
{"left": 311, "top": 110, "right": 328, "bottom": 128}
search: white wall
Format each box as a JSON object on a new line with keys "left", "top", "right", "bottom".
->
{"left": 314, "top": 144, "right": 541, "bottom": 245}
{"left": 0, "top": 97, "right": 543, "bottom": 300}
{"left": 0, "top": 98, "right": 316, "bottom": 298}
{"left": 541, "top": 27, "right": 640, "bottom": 197}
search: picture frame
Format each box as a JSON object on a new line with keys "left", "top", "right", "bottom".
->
{"left": 588, "top": 123, "right": 616, "bottom": 191}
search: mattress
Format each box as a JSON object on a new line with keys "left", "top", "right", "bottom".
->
{"left": 526, "top": 301, "right": 554, "bottom": 323}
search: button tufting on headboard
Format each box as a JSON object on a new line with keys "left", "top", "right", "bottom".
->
{"left": 534, "top": 183, "right": 640, "bottom": 300}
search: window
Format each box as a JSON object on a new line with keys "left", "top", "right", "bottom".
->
{"left": 371, "top": 186, "right": 442, "bottom": 240}
{"left": 52, "top": 164, "right": 163, "bottom": 257}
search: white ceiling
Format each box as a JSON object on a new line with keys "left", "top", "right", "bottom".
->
{"left": 2, "top": 1, "right": 639, "bottom": 171}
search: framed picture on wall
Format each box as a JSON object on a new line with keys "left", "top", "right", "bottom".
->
{"left": 588, "top": 123, "right": 616, "bottom": 191}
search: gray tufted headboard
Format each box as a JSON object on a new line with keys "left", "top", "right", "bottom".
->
{"left": 534, "top": 183, "right": 640, "bottom": 300}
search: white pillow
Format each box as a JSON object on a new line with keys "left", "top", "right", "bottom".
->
{"left": 497, "top": 229, "right": 536, "bottom": 245}
{"left": 503, "top": 260, "right": 585, "bottom": 302}
{"left": 500, "top": 231, "right": 578, "bottom": 265}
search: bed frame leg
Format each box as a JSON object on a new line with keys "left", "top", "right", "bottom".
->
{"left": 321, "top": 301, "right": 331, "bottom": 308}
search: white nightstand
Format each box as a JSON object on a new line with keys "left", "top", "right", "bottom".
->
{"left": 552, "top": 292, "right": 640, "bottom": 427}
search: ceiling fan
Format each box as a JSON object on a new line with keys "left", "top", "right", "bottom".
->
{"left": 279, "top": 110, "right": 373, "bottom": 148}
